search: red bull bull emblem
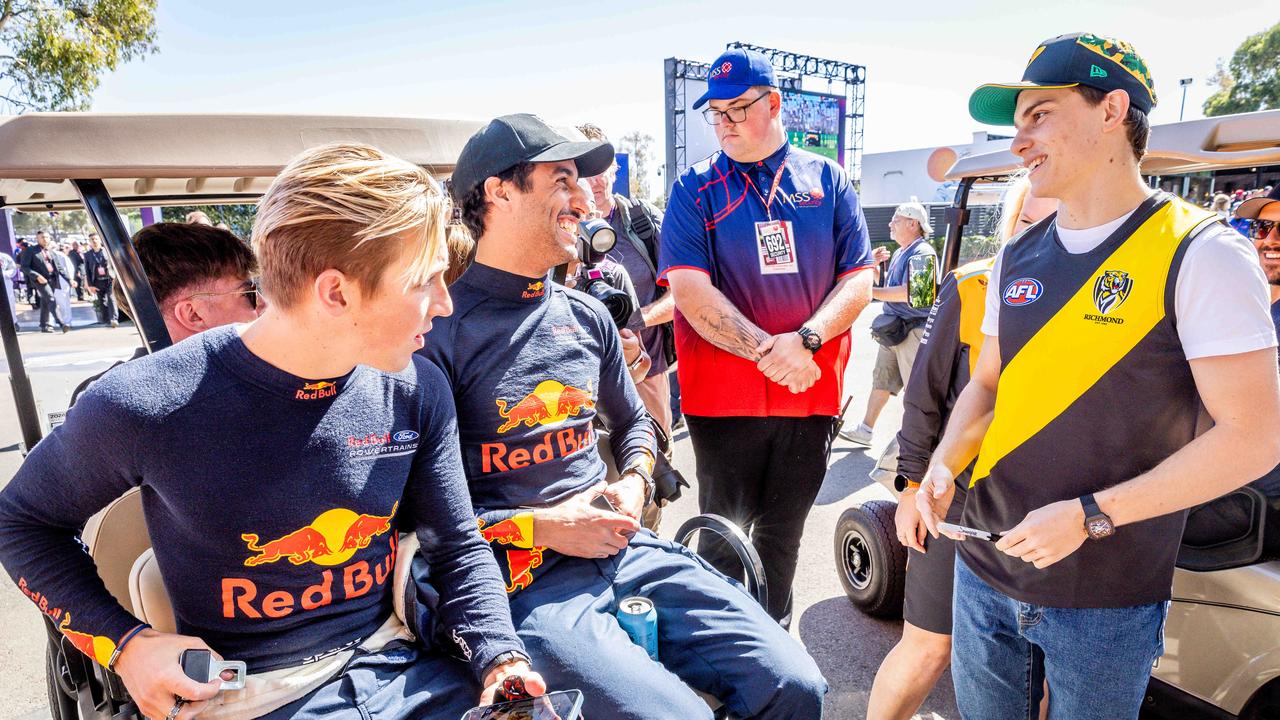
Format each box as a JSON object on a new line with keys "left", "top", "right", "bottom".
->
{"left": 495, "top": 380, "right": 595, "bottom": 434}
{"left": 58, "top": 613, "right": 116, "bottom": 666}
{"left": 226, "top": 503, "right": 400, "bottom": 619}
{"left": 296, "top": 380, "right": 337, "bottom": 401}
{"left": 241, "top": 502, "right": 398, "bottom": 567}
{"left": 478, "top": 516, "right": 545, "bottom": 594}
{"left": 522, "top": 281, "right": 545, "bottom": 299}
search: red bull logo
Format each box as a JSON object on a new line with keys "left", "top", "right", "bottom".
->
{"left": 58, "top": 613, "right": 115, "bottom": 666}
{"left": 522, "top": 281, "right": 545, "bottom": 299}
{"left": 224, "top": 534, "right": 398, "bottom": 619}
{"left": 478, "top": 516, "right": 545, "bottom": 593}
{"left": 241, "top": 502, "right": 397, "bottom": 567}
{"left": 296, "top": 381, "right": 337, "bottom": 401}
{"left": 496, "top": 380, "right": 594, "bottom": 434}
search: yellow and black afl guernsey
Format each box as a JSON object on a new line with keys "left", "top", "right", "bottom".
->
{"left": 960, "top": 193, "right": 1219, "bottom": 608}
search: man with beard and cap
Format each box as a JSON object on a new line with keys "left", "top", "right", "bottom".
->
{"left": 422, "top": 113, "right": 825, "bottom": 720}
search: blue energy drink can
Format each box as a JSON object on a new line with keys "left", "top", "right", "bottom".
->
{"left": 616, "top": 596, "right": 658, "bottom": 660}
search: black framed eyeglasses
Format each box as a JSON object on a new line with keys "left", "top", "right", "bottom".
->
{"left": 702, "top": 92, "right": 770, "bottom": 126}
{"left": 183, "top": 278, "right": 259, "bottom": 309}
{"left": 1249, "top": 219, "right": 1278, "bottom": 241}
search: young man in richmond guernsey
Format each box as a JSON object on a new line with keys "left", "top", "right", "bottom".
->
{"left": 0, "top": 144, "right": 543, "bottom": 720}
{"left": 917, "top": 34, "right": 1280, "bottom": 719}
{"left": 423, "top": 114, "right": 825, "bottom": 720}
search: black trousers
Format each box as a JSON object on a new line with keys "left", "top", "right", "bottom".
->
{"left": 92, "top": 279, "right": 117, "bottom": 323}
{"left": 33, "top": 281, "right": 65, "bottom": 328}
{"left": 685, "top": 414, "right": 836, "bottom": 623}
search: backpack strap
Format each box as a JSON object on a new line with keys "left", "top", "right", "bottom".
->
{"left": 616, "top": 194, "right": 661, "bottom": 274}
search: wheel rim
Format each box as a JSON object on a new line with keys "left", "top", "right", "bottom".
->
{"left": 842, "top": 529, "right": 873, "bottom": 591}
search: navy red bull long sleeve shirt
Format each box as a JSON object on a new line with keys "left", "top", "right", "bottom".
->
{"left": 0, "top": 326, "right": 522, "bottom": 677}
{"left": 421, "top": 262, "right": 656, "bottom": 594}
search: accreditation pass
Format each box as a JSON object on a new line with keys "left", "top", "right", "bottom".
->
{"left": 755, "top": 220, "right": 798, "bottom": 275}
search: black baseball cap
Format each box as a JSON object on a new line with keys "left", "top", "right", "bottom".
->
{"left": 969, "top": 32, "right": 1158, "bottom": 126}
{"left": 1235, "top": 185, "right": 1280, "bottom": 220}
{"left": 450, "top": 114, "right": 615, "bottom": 203}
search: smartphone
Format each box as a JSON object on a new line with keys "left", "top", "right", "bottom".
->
{"left": 590, "top": 494, "right": 618, "bottom": 512}
{"left": 460, "top": 689, "right": 584, "bottom": 720}
{"left": 938, "top": 522, "right": 1003, "bottom": 542}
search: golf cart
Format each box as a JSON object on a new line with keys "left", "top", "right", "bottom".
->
{"left": 834, "top": 108, "right": 1280, "bottom": 719}
{"left": 0, "top": 112, "right": 764, "bottom": 720}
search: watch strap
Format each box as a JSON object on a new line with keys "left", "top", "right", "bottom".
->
{"left": 1081, "top": 493, "right": 1102, "bottom": 517}
{"left": 482, "top": 649, "right": 532, "bottom": 680}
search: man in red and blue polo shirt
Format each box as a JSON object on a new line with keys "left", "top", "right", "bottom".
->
{"left": 659, "top": 47, "right": 875, "bottom": 623}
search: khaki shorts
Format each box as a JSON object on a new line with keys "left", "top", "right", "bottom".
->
{"left": 871, "top": 325, "right": 926, "bottom": 395}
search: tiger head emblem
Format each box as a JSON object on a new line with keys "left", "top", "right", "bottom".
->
{"left": 1092, "top": 269, "right": 1133, "bottom": 315}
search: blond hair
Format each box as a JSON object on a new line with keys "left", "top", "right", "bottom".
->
{"left": 252, "top": 143, "right": 447, "bottom": 309}
{"left": 998, "top": 174, "right": 1033, "bottom": 243}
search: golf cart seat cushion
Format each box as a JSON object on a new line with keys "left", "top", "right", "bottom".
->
{"left": 129, "top": 548, "right": 176, "bottom": 633}
{"left": 82, "top": 487, "right": 150, "bottom": 610}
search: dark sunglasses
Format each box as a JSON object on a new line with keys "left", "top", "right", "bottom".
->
{"left": 1250, "top": 219, "right": 1278, "bottom": 241}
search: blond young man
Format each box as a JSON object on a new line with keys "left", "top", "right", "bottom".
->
{"left": 0, "top": 144, "right": 541, "bottom": 720}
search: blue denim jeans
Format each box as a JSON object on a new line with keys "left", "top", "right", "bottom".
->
{"left": 951, "top": 554, "right": 1166, "bottom": 720}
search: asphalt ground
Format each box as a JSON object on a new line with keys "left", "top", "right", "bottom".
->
{"left": 0, "top": 302, "right": 959, "bottom": 720}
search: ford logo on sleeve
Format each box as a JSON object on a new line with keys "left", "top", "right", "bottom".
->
{"left": 393, "top": 430, "right": 420, "bottom": 443}
{"left": 1002, "top": 278, "right": 1043, "bottom": 306}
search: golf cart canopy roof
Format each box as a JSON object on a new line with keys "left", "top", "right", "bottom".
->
{"left": 0, "top": 113, "right": 485, "bottom": 211}
{"left": 945, "top": 108, "right": 1280, "bottom": 181}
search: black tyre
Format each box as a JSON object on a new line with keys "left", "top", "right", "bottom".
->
{"left": 834, "top": 500, "right": 907, "bottom": 619}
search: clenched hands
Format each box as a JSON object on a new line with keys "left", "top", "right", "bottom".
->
{"left": 756, "top": 333, "right": 820, "bottom": 393}
{"left": 533, "top": 482, "right": 638, "bottom": 559}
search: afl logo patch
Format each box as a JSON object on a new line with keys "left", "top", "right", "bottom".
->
{"left": 1002, "top": 278, "right": 1043, "bottom": 306}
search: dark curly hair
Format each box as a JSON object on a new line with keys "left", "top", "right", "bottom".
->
{"left": 459, "top": 161, "right": 536, "bottom": 239}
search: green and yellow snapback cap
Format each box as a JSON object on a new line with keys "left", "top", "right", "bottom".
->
{"left": 969, "top": 32, "right": 1158, "bottom": 126}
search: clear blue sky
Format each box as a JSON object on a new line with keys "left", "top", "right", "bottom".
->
{"left": 89, "top": 1, "right": 1268, "bottom": 190}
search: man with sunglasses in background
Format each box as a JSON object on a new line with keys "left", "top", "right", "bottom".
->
{"left": 71, "top": 222, "right": 261, "bottom": 405}
{"left": 1182, "top": 184, "right": 1280, "bottom": 550}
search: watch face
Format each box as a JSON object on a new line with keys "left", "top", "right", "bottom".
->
{"left": 1087, "top": 517, "right": 1115, "bottom": 539}
{"left": 802, "top": 333, "right": 821, "bottom": 351}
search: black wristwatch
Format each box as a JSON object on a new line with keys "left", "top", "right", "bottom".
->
{"left": 482, "top": 649, "right": 532, "bottom": 680}
{"left": 1080, "top": 493, "right": 1115, "bottom": 540}
{"left": 797, "top": 326, "right": 822, "bottom": 353}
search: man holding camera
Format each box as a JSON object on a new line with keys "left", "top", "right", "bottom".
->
{"left": 660, "top": 47, "right": 875, "bottom": 624}
{"left": 843, "top": 200, "right": 937, "bottom": 447}
{"left": 424, "top": 113, "right": 824, "bottom": 720}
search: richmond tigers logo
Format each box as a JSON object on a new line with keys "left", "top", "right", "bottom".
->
{"left": 1092, "top": 270, "right": 1133, "bottom": 315}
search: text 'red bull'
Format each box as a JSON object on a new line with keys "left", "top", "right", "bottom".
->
{"left": 223, "top": 534, "right": 398, "bottom": 619}
{"left": 481, "top": 425, "right": 595, "bottom": 474}
{"left": 296, "top": 381, "right": 337, "bottom": 401}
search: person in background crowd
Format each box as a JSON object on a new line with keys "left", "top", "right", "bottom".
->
{"left": 842, "top": 200, "right": 938, "bottom": 447}
{"left": 1211, "top": 193, "right": 1231, "bottom": 221}
{"left": 0, "top": 248, "right": 18, "bottom": 332}
{"left": 83, "top": 233, "right": 119, "bottom": 328}
{"left": 661, "top": 47, "right": 874, "bottom": 624}
{"left": 918, "top": 33, "right": 1280, "bottom": 719}
{"left": 185, "top": 210, "right": 213, "bottom": 226}
{"left": 71, "top": 223, "right": 263, "bottom": 405}
{"left": 867, "top": 177, "right": 1057, "bottom": 720}
{"left": 577, "top": 123, "right": 677, "bottom": 435}
{"left": 68, "top": 240, "right": 87, "bottom": 300}
{"left": 19, "top": 230, "right": 71, "bottom": 333}
{"left": 49, "top": 243, "right": 76, "bottom": 330}
{"left": 1182, "top": 183, "right": 1280, "bottom": 549}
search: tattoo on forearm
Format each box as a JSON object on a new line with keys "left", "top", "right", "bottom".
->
{"left": 695, "top": 304, "right": 768, "bottom": 361}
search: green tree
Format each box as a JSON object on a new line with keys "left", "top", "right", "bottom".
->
{"left": 616, "top": 131, "right": 655, "bottom": 201}
{"left": 162, "top": 205, "right": 256, "bottom": 239}
{"left": 1204, "top": 22, "right": 1280, "bottom": 117}
{"left": 1, "top": 0, "right": 158, "bottom": 112}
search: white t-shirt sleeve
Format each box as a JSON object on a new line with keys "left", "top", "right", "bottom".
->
{"left": 980, "top": 245, "right": 1007, "bottom": 337}
{"left": 1174, "top": 223, "right": 1277, "bottom": 360}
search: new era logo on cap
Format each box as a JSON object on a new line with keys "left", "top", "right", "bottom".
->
{"left": 1090, "top": 65, "right": 1108, "bottom": 78}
